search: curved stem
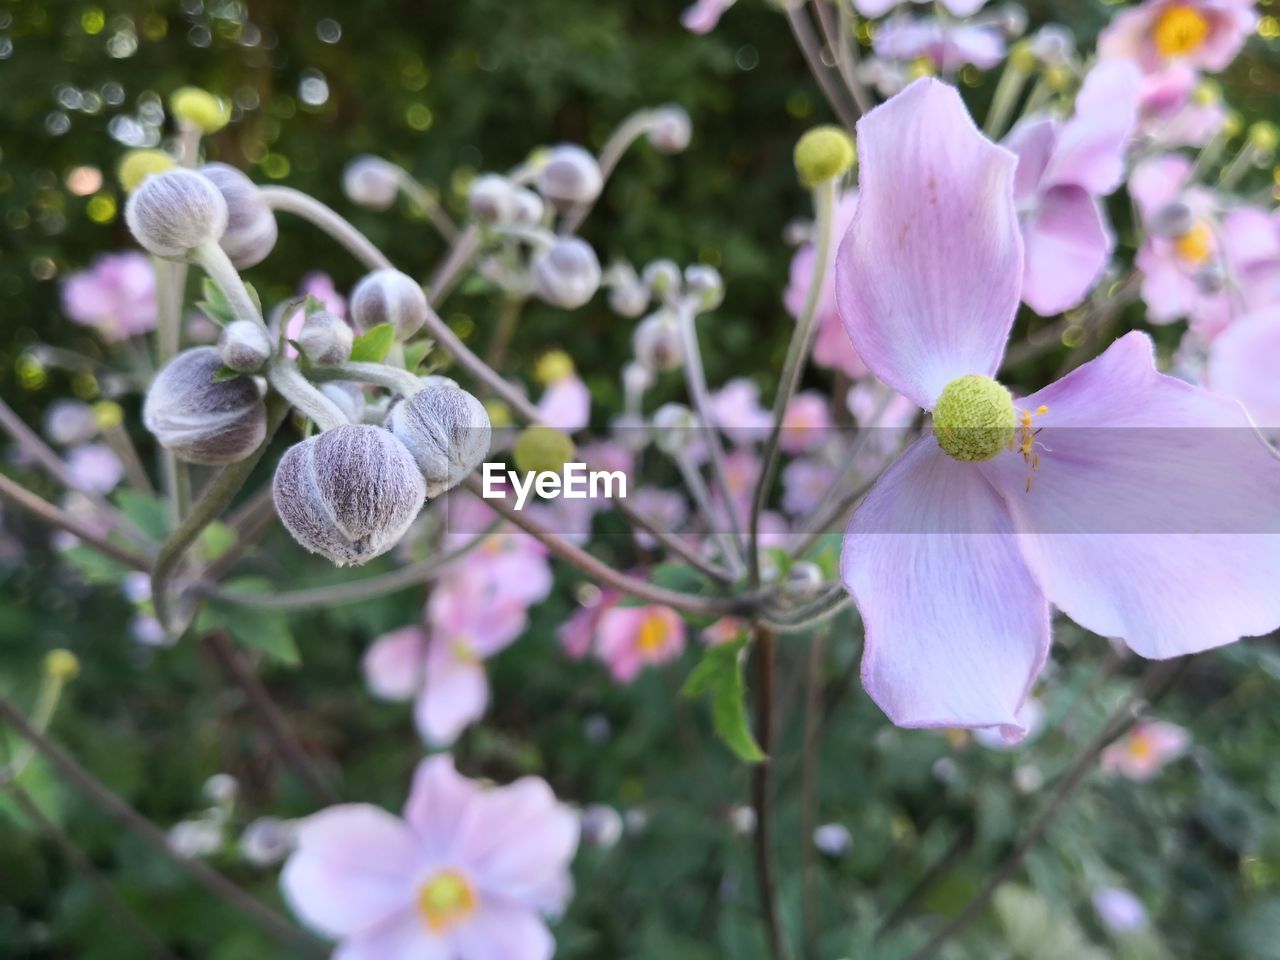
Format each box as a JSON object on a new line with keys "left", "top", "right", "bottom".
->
{"left": 561, "top": 110, "right": 655, "bottom": 235}
{"left": 258, "top": 186, "right": 393, "bottom": 272}
{"left": 393, "top": 169, "right": 460, "bottom": 243}
{"left": 0, "top": 473, "right": 151, "bottom": 570}
{"left": 428, "top": 224, "right": 483, "bottom": 306}
{"left": 192, "top": 240, "right": 262, "bottom": 329}
{"left": 785, "top": 0, "right": 859, "bottom": 132}
{"left": 267, "top": 361, "right": 349, "bottom": 431}
{"left": 310, "top": 361, "right": 424, "bottom": 397}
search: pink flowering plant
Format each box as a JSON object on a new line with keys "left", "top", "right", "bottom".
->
{"left": 3, "top": 1, "right": 1280, "bottom": 958}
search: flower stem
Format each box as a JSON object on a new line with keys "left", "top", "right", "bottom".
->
{"left": 257, "top": 186, "right": 393, "bottom": 272}
{"left": 267, "top": 361, "right": 350, "bottom": 431}
{"left": 309, "top": 360, "right": 424, "bottom": 398}
{"left": 751, "top": 626, "right": 791, "bottom": 960}
{"left": 0, "top": 473, "right": 151, "bottom": 570}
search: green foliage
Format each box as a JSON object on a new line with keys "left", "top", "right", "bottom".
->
{"left": 683, "top": 634, "right": 765, "bottom": 763}
{"left": 348, "top": 322, "right": 395, "bottom": 363}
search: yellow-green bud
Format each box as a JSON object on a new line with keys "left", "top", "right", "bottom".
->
{"left": 907, "top": 58, "right": 936, "bottom": 80}
{"left": 794, "top": 126, "right": 856, "bottom": 188}
{"left": 534, "top": 350, "right": 575, "bottom": 385}
{"left": 117, "top": 149, "right": 176, "bottom": 193}
{"left": 1008, "top": 40, "right": 1037, "bottom": 74}
{"left": 1192, "top": 79, "right": 1221, "bottom": 107}
{"left": 513, "top": 426, "right": 575, "bottom": 475}
{"left": 169, "top": 86, "right": 231, "bottom": 133}
{"left": 1045, "top": 65, "right": 1073, "bottom": 92}
{"left": 1223, "top": 111, "right": 1243, "bottom": 138}
{"left": 485, "top": 399, "right": 513, "bottom": 429}
{"left": 931, "top": 375, "right": 1015, "bottom": 462}
{"left": 44, "top": 649, "right": 80, "bottom": 682}
{"left": 1249, "top": 121, "right": 1278, "bottom": 154}
{"left": 93, "top": 400, "right": 124, "bottom": 430}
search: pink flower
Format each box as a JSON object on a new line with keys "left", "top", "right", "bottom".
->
{"left": 557, "top": 589, "right": 619, "bottom": 659}
{"left": 872, "top": 17, "right": 1006, "bottom": 72}
{"left": 1207, "top": 306, "right": 1280, "bottom": 427}
{"left": 1003, "top": 61, "right": 1141, "bottom": 315}
{"left": 281, "top": 754, "right": 578, "bottom": 960}
{"left": 64, "top": 443, "right": 124, "bottom": 494}
{"left": 595, "top": 604, "right": 686, "bottom": 683}
{"left": 681, "top": 0, "right": 736, "bottom": 34}
{"left": 61, "top": 252, "right": 157, "bottom": 341}
{"left": 785, "top": 192, "right": 867, "bottom": 379}
{"left": 711, "top": 378, "right": 773, "bottom": 445}
{"left": 1138, "top": 65, "right": 1227, "bottom": 147}
{"left": 1099, "top": 0, "right": 1258, "bottom": 75}
{"left": 780, "top": 391, "right": 833, "bottom": 454}
{"left": 834, "top": 79, "right": 1280, "bottom": 737}
{"left": 781, "top": 457, "right": 835, "bottom": 516}
{"left": 853, "top": 0, "right": 989, "bottom": 14}
{"left": 537, "top": 375, "right": 590, "bottom": 432}
{"left": 702, "top": 616, "right": 747, "bottom": 646}
{"left": 629, "top": 487, "right": 690, "bottom": 549}
{"left": 1101, "top": 721, "right": 1190, "bottom": 780}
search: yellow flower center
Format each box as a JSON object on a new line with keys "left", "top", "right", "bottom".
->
{"left": 931, "top": 375, "right": 1016, "bottom": 463}
{"left": 1174, "top": 222, "right": 1214, "bottom": 265}
{"left": 418, "top": 870, "right": 476, "bottom": 933}
{"left": 451, "top": 638, "right": 478, "bottom": 663}
{"left": 1127, "top": 735, "right": 1154, "bottom": 760}
{"left": 1153, "top": 6, "right": 1209, "bottom": 59}
{"left": 637, "top": 613, "right": 669, "bottom": 653}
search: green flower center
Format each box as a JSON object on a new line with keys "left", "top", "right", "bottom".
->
{"left": 931, "top": 375, "right": 1016, "bottom": 463}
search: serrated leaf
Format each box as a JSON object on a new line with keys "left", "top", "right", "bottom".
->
{"left": 349, "top": 323, "right": 396, "bottom": 363}
{"left": 682, "top": 637, "right": 765, "bottom": 763}
{"left": 196, "top": 577, "right": 300, "bottom": 666}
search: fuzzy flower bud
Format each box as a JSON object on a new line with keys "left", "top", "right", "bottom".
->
{"left": 143, "top": 346, "right": 266, "bottom": 465}
{"left": 350, "top": 269, "right": 428, "bottom": 340}
{"left": 199, "top": 163, "right": 278, "bottom": 269}
{"left": 513, "top": 188, "right": 545, "bottom": 225}
{"left": 468, "top": 174, "right": 522, "bottom": 224}
{"left": 343, "top": 155, "right": 401, "bottom": 211}
{"left": 513, "top": 426, "right": 575, "bottom": 475}
{"left": 117, "top": 149, "right": 176, "bottom": 193}
{"left": 169, "top": 87, "right": 231, "bottom": 133}
{"left": 297, "top": 310, "right": 354, "bottom": 366}
{"left": 642, "top": 259, "right": 682, "bottom": 297}
{"left": 684, "top": 264, "right": 724, "bottom": 310}
{"left": 609, "top": 281, "right": 650, "bottom": 318}
{"left": 651, "top": 403, "right": 699, "bottom": 456}
{"left": 386, "top": 384, "right": 492, "bottom": 497}
{"left": 532, "top": 237, "right": 601, "bottom": 309}
{"left": 536, "top": 144, "right": 604, "bottom": 209}
{"left": 794, "top": 126, "right": 856, "bottom": 188}
{"left": 218, "top": 319, "right": 273, "bottom": 373}
{"left": 647, "top": 105, "right": 693, "bottom": 153}
{"left": 125, "top": 169, "right": 228, "bottom": 260}
{"left": 272, "top": 424, "right": 425, "bottom": 566}
{"left": 633, "top": 309, "right": 684, "bottom": 372}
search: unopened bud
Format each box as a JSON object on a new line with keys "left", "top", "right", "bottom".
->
{"left": 651, "top": 403, "right": 698, "bottom": 456}
{"left": 125, "top": 169, "right": 228, "bottom": 260}
{"left": 198, "top": 163, "right": 277, "bottom": 269}
{"left": 169, "top": 86, "right": 231, "bottom": 133}
{"left": 468, "top": 174, "right": 522, "bottom": 224}
{"left": 512, "top": 188, "right": 545, "bottom": 225}
{"left": 633, "top": 310, "right": 684, "bottom": 372}
{"left": 143, "top": 347, "right": 266, "bottom": 464}
{"left": 117, "top": 149, "right": 176, "bottom": 193}
{"left": 996, "top": 4, "right": 1029, "bottom": 38}
{"left": 536, "top": 144, "right": 603, "bottom": 209}
{"left": 532, "top": 237, "right": 601, "bottom": 309}
{"left": 218, "top": 319, "right": 273, "bottom": 373}
{"left": 44, "top": 649, "right": 80, "bottom": 682}
{"left": 350, "top": 269, "right": 428, "bottom": 340}
{"left": 513, "top": 425, "right": 575, "bottom": 475}
{"left": 273, "top": 424, "right": 425, "bottom": 566}
{"left": 785, "top": 561, "right": 824, "bottom": 599}
{"left": 794, "top": 126, "right": 855, "bottom": 188}
{"left": 609, "top": 280, "right": 650, "bottom": 318}
{"left": 647, "top": 105, "right": 692, "bottom": 153}
{"left": 343, "top": 155, "right": 401, "bottom": 211}
{"left": 684, "top": 264, "right": 724, "bottom": 310}
{"left": 386, "top": 384, "right": 492, "bottom": 497}
{"left": 642, "top": 259, "right": 682, "bottom": 297}
{"left": 297, "top": 310, "right": 354, "bottom": 366}
{"left": 623, "top": 360, "right": 654, "bottom": 397}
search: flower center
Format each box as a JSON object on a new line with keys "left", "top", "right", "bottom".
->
{"left": 418, "top": 870, "right": 476, "bottom": 933}
{"left": 931, "top": 375, "right": 1016, "bottom": 463}
{"left": 637, "top": 613, "right": 669, "bottom": 653}
{"left": 1173, "top": 222, "right": 1213, "bottom": 265}
{"left": 1153, "top": 6, "right": 1209, "bottom": 59}
{"left": 1127, "top": 735, "right": 1154, "bottom": 760}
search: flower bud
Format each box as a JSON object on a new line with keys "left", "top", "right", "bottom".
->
{"left": 532, "top": 237, "right": 601, "bottom": 309}
{"left": 633, "top": 310, "right": 684, "bottom": 372}
{"left": 319, "top": 382, "right": 366, "bottom": 425}
{"left": 350, "top": 269, "right": 428, "bottom": 340}
{"left": 343, "top": 155, "right": 401, "bottom": 211}
{"left": 297, "top": 310, "right": 354, "bottom": 366}
{"left": 468, "top": 174, "right": 522, "bottom": 224}
{"left": 535, "top": 350, "right": 576, "bottom": 385}
{"left": 536, "top": 144, "right": 603, "bottom": 209}
{"left": 199, "top": 163, "right": 278, "bottom": 269}
{"left": 143, "top": 346, "right": 266, "bottom": 465}
{"left": 647, "top": 105, "right": 692, "bottom": 153}
{"left": 609, "top": 280, "right": 650, "bottom": 318}
{"left": 785, "top": 561, "right": 824, "bottom": 599}
{"left": 996, "top": 4, "right": 1029, "bottom": 38}
{"left": 684, "top": 264, "right": 724, "bottom": 310}
{"left": 794, "top": 126, "right": 856, "bottom": 188}
{"left": 125, "top": 169, "right": 228, "bottom": 260}
{"left": 44, "top": 400, "right": 99, "bottom": 446}
{"left": 1148, "top": 201, "right": 1194, "bottom": 239}
{"left": 218, "top": 319, "right": 272, "bottom": 373}
{"left": 512, "top": 188, "right": 545, "bottom": 225}
{"left": 44, "top": 648, "right": 80, "bottom": 682}
{"left": 386, "top": 384, "right": 492, "bottom": 497}
{"left": 272, "top": 424, "right": 425, "bottom": 566}
{"left": 170, "top": 87, "right": 232, "bottom": 133}
{"left": 642, "top": 259, "right": 682, "bottom": 297}
{"left": 514, "top": 425, "right": 576, "bottom": 475}
{"left": 117, "top": 149, "right": 176, "bottom": 193}
{"left": 623, "top": 360, "right": 654, "bottom": 397}
{"left": 651, "top": 403, "right": 698, "bottom": 456}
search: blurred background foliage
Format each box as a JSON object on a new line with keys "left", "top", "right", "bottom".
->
{"left": 1, "top": 0, "right": 1280, "bottom": 958}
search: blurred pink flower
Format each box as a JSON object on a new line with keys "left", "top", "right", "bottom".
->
{"left": 61, "top": 252, "right": 157, "bottom": 342}
{"left": 711, "top": 378, "right": 772, "bottom": 444}
{"left": 283, "top": 272, "right": 349, "bottom": 358}
{"left": 629, "top": 487, "right": 689, "bottom": 549}
{"left": 872, "top": 17, "right": 1006, "bottom": 71}
{"left": 853, "top": 0, "right": 989, "bottom": 14}
{"left": 1101, "top": 721, "right": 1190, "bottom": 780}
{"left": 1092, "top": 886, "right": 1151, "bottom": 934}
{"left": 281, "top": 754, "right": 577, "bottom": 960}
{"left": 64, "top": 443, "right": 124, "bottom": 494}
{"left": 1138, "top": 65, "right": 1227, "bottom": 146}
{"left": 595, "top": 604, "right": 686, "bottom": 683}
{"left": 702, "top": 616, "right": 747, "bottom": 646}
{"left": 537, "top": 375, "right": 590, "bottom": 432}
{"left": 681, "top": 0, "right": 736, "bottom": 34}
{"left": 781, "top": 457, "right": 835, "bottom": 517}
{"left": 1207, "top": 306, "right": 1280, "bottom": 428}
{"left": 557, "top": 590, "right": 619, "bottom": 659}
{"left": 1099, "top": 0, "right": 1257, "bottom": 75}
{"left": 780, "top": 391, "right": 833, "bottom": 454}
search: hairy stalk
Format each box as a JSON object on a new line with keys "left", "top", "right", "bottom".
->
{"left": 267, "top": 361, "right": 350, "bottom": 431}
{"left": 561, "top": 109, "right": 655, "bottom": 235}
{"left": 192, "top": 240, "right": 263, "bottom": 330}
{"left": 485, "top": 295, "right": 525, "bottom": 370}
{"left": 258, "top": 186, "right": 393, "bottom": 272}
{"left": 310, "top": 360, "right": 425, "bottom": 397}
{"left": 760, "top": 584, "right": 851, "bottom": 633}
{"left": 751, "top": 626, "right": 791, "bottom": 960}
{"left": 154, "top": 256, "right": 190, "bottom": 524}
{"left": 674, "top": 451, "right": 745, "bottom": 577}
{"left": 0, "top": 473, "right": 151, "bottom": 570}
{"left": 428, "top": 224, "right": 484, "bottom": 305}
{"left": 983, "top": 57, "right": 1032, "bottom": 138}
{"left": 1218, "top": 140, "right": 1263, "bottom": 190}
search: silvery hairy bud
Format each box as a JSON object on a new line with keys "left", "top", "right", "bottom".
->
{"left": 642, "top": 259, "right": 682, "bottom": 298}
{"left": 468, "top": 174, "right": 521, "bottom": 225}
{"left": 1028, "top": 24, "right": 1074, "bottom": 65}
{"left": 684, "top": 264, "right": 724, "bottom": 311}
{"left": 218, "top": 319, "right": 272, "bottom": 373}
{"left": 623, "top": 360, "right": 654, "bottom": 397}
{"left": 199, "top": 163, "right": 277, "bottom": 269}
{"left": 143, "top": 346, "right": 266, "bottom": 465}
{"left": 786, "top": 561, "right": 824, "bottom": 599}
{"left": 605, "top": 262, "right": 649, "bottom": 318}
{"left": 125, "top": 168, "right": 228, "bottom": 260}
{"left": 350, "top": 269, "right": 428, "bottom": 340}
{"left": 536, "top": 144, "right": 603, "bottom": 210}
{"left": 272, "top": 424, "right": 425, "bottom": 566}
{"left": 995, "top": 3, "right": 1029, "bottom": 38}
{"left": 532, "top": 237, "right": 601, "bottom": 309}
{"left": 647, "top": 105, "right": 692, "bottom": 154}
{"left": 633, "top": 309, "right": 684, "bottom": 372}
{"left": 385, "top": 384, "right": 492, "bottom": 497}
{"left": 320, "top": 382, "right": 366, "bottom": 425}
{"left": 297, "top": 310, "right": 354, "bottom": 366}
{"left": 343, "top": 155, "right": 401, "bottom": 211}
{"left": 1149, "top": 201, "right": 1195, "bottom": 239}
{"left": 512, "top": 188, "right": 545, "bottom": 225}
{"left": 651, "top": 403, "right": 699, "bottom": 456}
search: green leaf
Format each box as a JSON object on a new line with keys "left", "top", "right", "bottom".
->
{"left": 349, "top": 323, "right": 395, "bottom": 363}
{"left": 198, "top": 277, "right": 235, "bottom": 326}
{"left": 196, "top": 577, "right": 300, "bottom": 666}
{"left": 197, "top": 521, "right": 236, "bottom": 563}
{"left": 59, "top": 545, "right": 129, "bottom": 585}
{"left": 682, "top": 637, "right": 765, "bottom": 763}
{"left": 211, "top": 364, "right": 241, "bottom": 382}
{"left": 113, "top": 489, "right": 170, "bottom": 540}
{"left": 403, "top": 338, "right": 434, "bottom": 372}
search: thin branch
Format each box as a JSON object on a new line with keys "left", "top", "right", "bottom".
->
{"left": 0, "top": 473, "right": 151, "bottom": 570}
{"left": 751, "top": 626, "right": 791, "bottom": 960}
{"left": 800, "top": 633, "right": 827, "bottom": 960}
{"left": 258, "top": 186, "right": 393, "bottom": 272}
{"left": 784, "top": 1, "right": 860, "bottom": 132}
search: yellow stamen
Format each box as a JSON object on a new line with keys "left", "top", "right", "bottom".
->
{"left": 418, "top": 870, "right": 476, "bottom": 932}
{"left": 1128, "top": 735, "right": 1154, "bottom": 760}
{"left": 1153, "top": 6, "right": 1210, "bottom": 59}
{"left": 637, "top": 613, "right": 669, "bottom": 653}
{"left": 1011, "top": 405, "right": 1050, "bottom": 493}
{"left": 1174, "top": 223, "right": 1214, "bottom": 265}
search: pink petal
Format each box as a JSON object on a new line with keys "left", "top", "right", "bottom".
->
{"left": 362, "top": 627, "right": 426, "bottom": 702}
{"left": 451, "top": 902, "right": 555, "bottom": 960}
{"left": 403, "top": 754, "right": 482, "bottom": 856}
{"left": 1043, "top": 60, "right": 1141, "bottom": 195}
{"left": 979, "top": 332, "right": 1280, "bottom": 659}
{"left": 537, "top": 375, "right": 590, "bottom": 432}
{"left": 280, "top": 805, "right": 422, "bottom": 938}
{"left": 835, "top": 78, "right": 1022, "bottom": 409}
{"left": 333, "top": 909, "right": 448, "bottom": 960}
{"left": 1004, "top": 117, "right": 1056, "bottom": 204}
{"left": 842, "top": 437, "right": 1051, "bottom": 733}
{"left": 1020, "top": 186, "right": 1113, "bottom": 316}
{"left": 414, "top": 647, "right": 490, "bottom": 747}
{"left": 1207, "top": 307, "right": 1280, "bottom": 428}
